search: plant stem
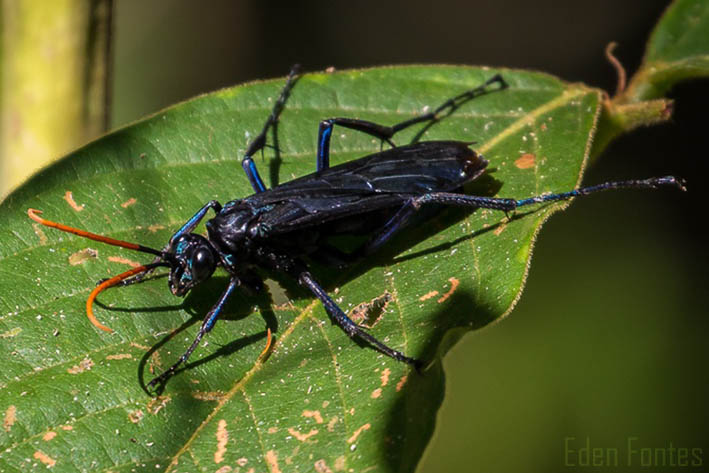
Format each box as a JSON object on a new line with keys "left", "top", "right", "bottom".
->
{"left": 0, "top": 0, "right": 112, "bottom": 199}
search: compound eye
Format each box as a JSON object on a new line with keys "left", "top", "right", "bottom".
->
{"left": 191, "top": 247, "right": 215, "bottom": 282}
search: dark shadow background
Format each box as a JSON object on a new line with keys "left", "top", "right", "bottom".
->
{"left": 113, "top": 1, "right": 708, "bottom": 471}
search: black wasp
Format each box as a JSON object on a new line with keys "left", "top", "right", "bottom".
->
{"left": 29, "top": 66, "right": 685, "bottom": 388}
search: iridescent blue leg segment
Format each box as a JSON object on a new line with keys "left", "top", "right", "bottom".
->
{"left": 352, "top": 176, "right": 685, "bottom": 258}
{"left": 413, "top": 176, "right": 685, "bottom": 213}
{"left": 512, "top": 176, "right": 686, "bottom": 207}
{"left": 169, "top": 200, "right": 222, "bottom": 247}
{"left": 148, "top": 277, "right": 239, "bottom": 388}
{"left": 316, "top": 118, "right": 397, "bottom": 171}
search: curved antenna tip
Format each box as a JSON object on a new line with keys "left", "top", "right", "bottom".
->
{"left": 27, "top": 208, "right": 44, "bottom": 222}
{"left": 86, "top": 264, "right": 160, "bottom": 333}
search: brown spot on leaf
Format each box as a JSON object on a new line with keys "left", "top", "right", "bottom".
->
{"left": 288, "top": 427, "right": 318, "bottom": 442}
{"left": 149, "top": 350, "right": 162, "bottom": 374}
{"left": 147, "top": 224, "right": 165, "bottom": 233}
{"left": 4, "top": 405, "right": 16, "bottom": 432}
{"left": 32, "top": 224, "right": 48, "bottom": 244}
{"left": 64, "top": 191, "right": 84, "bottom": 211}
{"left": 371, "top": 388, "right": 382, "bottom": 399}
{"left": 396, "top": 375, "right": 408, "bottom": 392}
{"left": 68, "top": 248, "right": 98, "bottom": 266}
{"left": 302, "top": 410, "right": 323, "bottom": 424}
{"left": 33, "top": 450, "right": 56, "bottom": 467}
{"left": 349, "top": 291, "right": 393, "bottom": 328}
{"left": 268, "top": 426, "right": 279, "bottom": 434}
{"left": 60, "top": 425, "right": 73, "bottom": 431}
{"left": 314, "top": 459, "right": 333, "bottom": 473}
{"left": 437, "top": 277, "right": 459, "bottom": 303}
{"left": 130, "top": 342, "right": 150, "bottom": 351}
{"left": 192, "top": 391, "right": 226, "bottom": 402}
{"left": 106, "top": 353, "right": 132, "bottom": 361}
{"left": 493, "top": 222, "right": 507, "bottom": 236}
{"left": 515, "top": 153, "right": 536, "bottom": 169}
{"left": 334, "top": 456, "right": 346, "bottom": 471}
{"left": 419, "top": 290, "right": 439, "bottom": 301}
{"left": 67, "top": 357, "right": 93, "bottom": 374}
{"left": 215, "top": 419, "right": 228, "bottom": 463}
{"left": 108, "top": 256, "right": 141, "bottom": 267}
{"left": 347, "top": 423, "right": 371, "bottom": 444}
{"left": 147, "top": 395, "right": 171, "bottom": 415}
{"left": 266, "top": 450, "right": 282, "bottom": 473}
{"left": 120, "top": 198, "right": 137, "bottom": 208}
{"left": 380, "top": 368, "right": 391, "bottom": 387}
{"left": 236, "top": 457, "right": 248, "bottom": 467}
{"left": 215, "top": 466, "right": 232, "bottom": 473}
{"left": 43, "top": 431, "right": 57, "bottom": 441}
{"left": 327, "top": 416, "right": 339, "bottom": 432}
{"left": 128, "top": 410, "right": 144, "bottom": 424}
{"left": 274, "top": 301, "right": 296, "bottom": 311}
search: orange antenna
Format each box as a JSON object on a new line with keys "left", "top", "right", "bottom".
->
{"left": 28, "top": 209, "right": 162, "bottom": 256}
{"left": 86, "top": 263, "right": 166, "bottom": 332}
{"left": 28, "top": 208, "right": 168, "bottom": 333}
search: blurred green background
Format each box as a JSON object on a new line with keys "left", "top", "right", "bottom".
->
{"left": 8, "top": 0, "right": 709, "bottom": 471}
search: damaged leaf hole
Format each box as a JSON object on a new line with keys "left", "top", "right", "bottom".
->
{"left": 68, "top": 248, "right": 98, "bottom": 266}
{"left": 348, "top": 291, "right": 393, "bottom": 328}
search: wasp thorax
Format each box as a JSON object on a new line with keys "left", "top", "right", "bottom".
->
{"left": 168, "top": 233, "right": 218, "bottom": 296}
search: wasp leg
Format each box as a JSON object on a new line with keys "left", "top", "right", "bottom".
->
{"left": 242, "top": 65, "right": 301, "bottom": 192}
{"left": 315, "top": 74, "right": 507, "bottom": 170}
{"left": 298, "top": 271, "right": 424, "bottom": 371}
{"left": 147, "top": 277, "right": 239, "bottom": 389}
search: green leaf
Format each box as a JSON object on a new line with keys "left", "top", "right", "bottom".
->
{"left": 623, "top": 0, "right": 709, "bottom": 102}
{"left": 0, "top": 66, "right": 599, "bottom": 472}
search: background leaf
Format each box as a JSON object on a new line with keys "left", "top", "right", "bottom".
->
{"left": 0, "top": 66, "right": 600, "bottom": 471}
{"left": 623, "top": 0, "right": 709, "bottom": 101}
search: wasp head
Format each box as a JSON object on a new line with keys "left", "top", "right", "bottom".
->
{"left": 167, "top": 233, "right": 218, "bottom": 296}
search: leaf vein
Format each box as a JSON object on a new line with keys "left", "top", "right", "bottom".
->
{"left": 165, "top": 299, "right": 320, "bottom": 472}
{"left": 241, "top": 387, "right": 269, "bottom": 471}
{"left": 307, "top": 312, "right": 351, "bottom": 445}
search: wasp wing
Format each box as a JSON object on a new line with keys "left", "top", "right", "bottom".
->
{"left": 246, "top": 141, "right": 487, "bottom": 234}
